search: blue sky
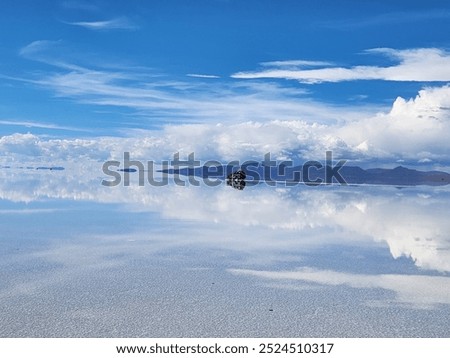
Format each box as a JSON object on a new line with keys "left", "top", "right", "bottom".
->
{"left": 1, "top": 0, "right": 450, "bottom": 165}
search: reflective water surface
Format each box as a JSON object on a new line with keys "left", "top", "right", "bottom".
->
{"left": 1, "top": 165, "right": 449, "bottom": 337}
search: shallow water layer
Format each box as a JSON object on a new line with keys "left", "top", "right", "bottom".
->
{"left": 0, "top": 167, "right": 449, "bottom": 337}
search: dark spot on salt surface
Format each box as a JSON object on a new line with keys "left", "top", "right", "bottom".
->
{"left": 36, "top": 166, "right": 65, "bottom": 171}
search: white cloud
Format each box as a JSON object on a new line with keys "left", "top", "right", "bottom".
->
{"left": 16, "top": 40, "right": 376, "bottom": 126}
{"left": 260, "top": 60, "right": 333, "bottom": 68}
{"left": 1, "top": 85, "right": 450, "bottom": 163}
{"left": 232, "top": 48, "right": 450, "bottom": 83}
{"left": 0, "top": 208, "right": 66, "bottom": 214}
{"left": 337, "top": 85, "right": 450, "bottom": 159}
{"left": 19, "top": 40, "right": 62, "bottom": 58}
{"left": 186, "top": 74, "right": 221, "bottom": 79}
{"left": 25, "top": 64, "right": 369, "bottom": 127}
{"left": 0, "top": 121, "right": 349, "bottom": 163}
{"left": 64, "top": 17, "right": 137, "bottom": 30}
{"left": 0, "top": 119, "right": 89, "bottom": 132}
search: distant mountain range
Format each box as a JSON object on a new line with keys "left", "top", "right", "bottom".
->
{"left": 161, "top": 163, "right": 450, "bottom": 186}
{"left": 3, "top": 162, "right": 447, "bottom": 187}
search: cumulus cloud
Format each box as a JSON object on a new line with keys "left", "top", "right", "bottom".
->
{"left": 0, "top": 133, "right": 113, "bottom": 162}
{"left": 2, "top": 85, "right": 450, "bottom": 163}
{"left": 232, "top": 48, "right": 450, "bottom": 83}
{"left": 0, "top": 87, "right": 450, "bottom": 163}
{"left": 338, "top": 85, "right": 450, "bottom": 160}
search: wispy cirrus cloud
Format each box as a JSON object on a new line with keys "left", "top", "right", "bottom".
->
{"left": 34, "top": 67, "right": 363, "bottom": 126}
{"left": 260, "top": 60, "right": 333, "bottom": 68}
{"left": 19, "top": 40, "right": 62, "bottom": 58}
{"left": 0, "top": 119, "right": 89, "bottom": 132}
{"left": 18, "top": 40, "right": 89, "bottom": 72}
{"left": 64, "top": 17, "right": 137, "bottom": 31}
{"left": 186, "top": 73, "right": 221, "bottom": 79}
{"left": 16, "top": 40, "right": 367, "bottom": 126}
{"left": 232, "top": 48, "right": 450, "bottom": 84}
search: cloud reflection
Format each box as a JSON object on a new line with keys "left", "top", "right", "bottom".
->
{"left": 1, "top": 165, "right": 450, "bottom": 273}
{"left": 229, "top": 267, "right": 450, "bottom": 309}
